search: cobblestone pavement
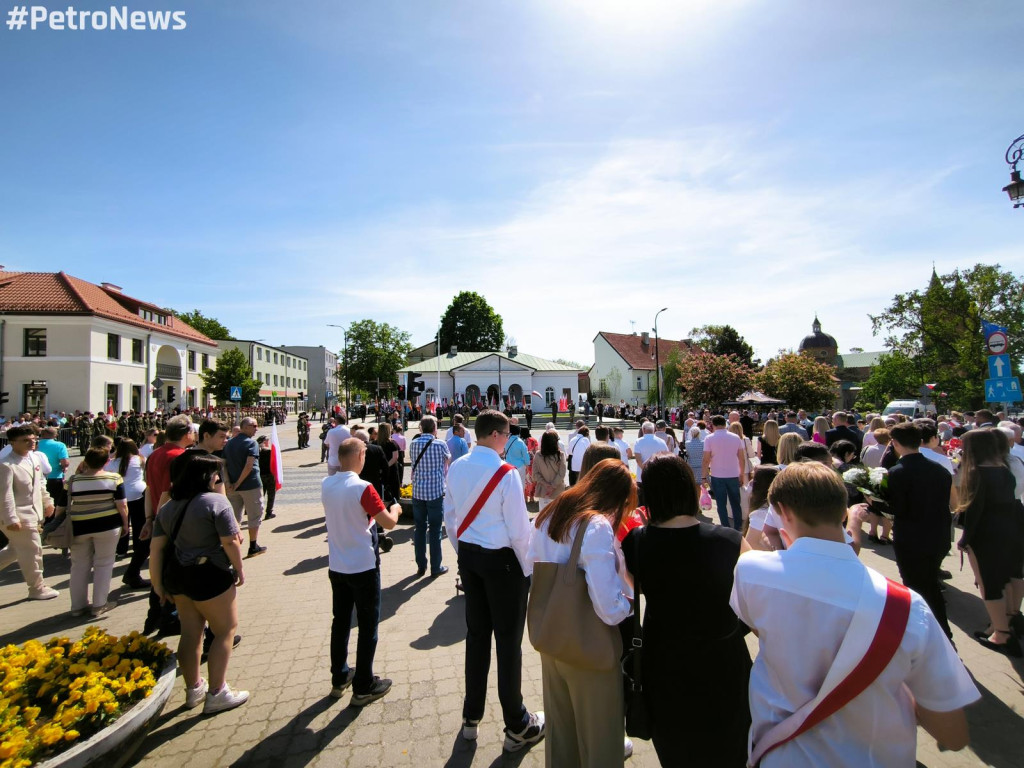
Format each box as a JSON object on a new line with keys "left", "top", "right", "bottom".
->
{"left": 2, "top": 421, "right": 1023, "bottom": 767}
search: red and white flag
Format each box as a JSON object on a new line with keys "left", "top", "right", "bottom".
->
{"left": 269, "top": 419, "right": 284, "bottom": 491}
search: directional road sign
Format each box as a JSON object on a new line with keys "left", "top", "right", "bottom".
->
{"left": 229, "top": 386, "right": 243, "bottom": 401}
{"left": 984, "top": 377, "right": 1022, "bottom": 403}
{"left": 987, "top": 330, "right": 1009, "bottom": 355}
{"left": 987, "top": 354, "right": 1012, "bottom": 379}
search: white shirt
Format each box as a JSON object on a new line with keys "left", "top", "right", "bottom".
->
{"left": 860, "top": 443, "right": 886, "bottom": 468}
{"left": 139, "top": 443, "right": 156, "bottom": 459}
{"left": 612, "top": 438, "right": 630, "bottom": 465}
{"left": 566, "top": 433, "right": 592, "bottom": 472}
{"left": 443, "top": 445, "right": 534, "bottom": 576}
{"left": 748, "top": 505, "right": 769, "bottom": 532}
{"left": 445, "top": 426, "right": 475, "bottom": 446}
{"left": 632, "top": 434, "right": 669, "bottom": 482}
{"left": 322, "top": 471, "right": 385, "bottom": 574}
{"left": 920, "top": 447, "right": 954, "bottom": 475}
{"left": 324, "top": 424, "right": 352, "bottom": 468}
{"left": 104, "top": 456, "right": 146, "bottom": 502}
{"left": 528, "top": 515, "right": 632, "bottom": 626}
{"left": 730, "top": 538, "right": 979, "bottom": 768}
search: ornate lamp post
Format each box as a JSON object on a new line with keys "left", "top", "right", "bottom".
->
{"left": 653, "top": 307, "right": 668, "bottom": 415}
{"left": 1003, "top": 134, "right": 1024, "bottom": 208}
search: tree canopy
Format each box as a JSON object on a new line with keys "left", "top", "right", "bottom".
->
{"left": 342, "top": 319, "right": 412, "bottom": 394}
{"left": 855, "top": 351, "right": 921, "bottom": 412}
{"left": 439, "top": 291, "right": 504, "bottom": 352}
{"left": 754, "top": 351, "right": 837, "bottom": 410}
{"left": 689, "top": 324, "right": 759, "bottom": 368}
{"left": 675, "top": 352, "right": 754, "bottom": 407}
{"left": 201, "top": 347, "right": 261, "bottom": 406}
{"left": 173, "top": 309, "right": 233, "bottom": 340}
{"left": 869, "top": 264, "right": 1024, "bottom": 409}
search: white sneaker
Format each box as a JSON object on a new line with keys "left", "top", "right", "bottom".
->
{"left": 185, "top": 678, "right": 209, "bottom": 709}
{"left": 29, "top": 586, "right": 59, "bottom": 600}
{"left": 503, "top": 710, "right": 545, "bottom": 752}
{"left": 462, "top": 718, "right": 480, "bottom": 740}
{"left": 203, "top": 684, "right": 249, "bottom": 715}
{"left": 624, "top": 736, "right": 634, "bottom": 760}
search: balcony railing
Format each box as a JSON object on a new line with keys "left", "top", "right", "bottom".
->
{"left": 156, "top": 363, "right": 182, "bottom": 379}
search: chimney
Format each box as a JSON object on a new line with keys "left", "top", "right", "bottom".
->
{"left": 450, "top": 345, "right": 458, "bottom": 356}
{"left": 509, "top": 345, "right": 518, "bottom": 357}
{"left": 101, "top": 282, "right": 122, "bottom": 293}
{"left": 641, "top": 332, "right": 649, "bottom": 347}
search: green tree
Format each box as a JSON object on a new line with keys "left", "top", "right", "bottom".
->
{"left": 439, "top": 291, "right": 504, "bottom": 351}
{"left": 675, "top": 352, "right": 754, "bottom": 407}
{"left": 661, "top": 348, "right": 684, "bottom": 405}
{"left": 869, "top": 265, "right": 1024, "bottom": 409}
{"left": 754, "top": 351, "right": 837, "bottom": 410}
{"left": 342, "top": 319, "right": 412, "bottom": 394}
{"left": 172, "top": 309, "right": 233, "bottom": 340}
{"left": 689, "top": 324, "right": 759, "bottom": 368}
{"left": 857, "top": 351, "right": 921, "bottom": 407}
{"left": 201, "top": 347, "right": 261, "bottom": 406}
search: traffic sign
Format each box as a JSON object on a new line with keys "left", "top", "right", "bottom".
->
{"left": 988, "top": 354, "right": 1012, "bottom": 379}
{"left": 987, "top": 330, "right": 1008, "bottom": 355}
{"left": 984, "top": 377, "right": 1022, "bottom": 403}
{"left": 151, "top": 377, "right": 164, "bottom": 389}
{"left": 229, "top": 386, "right": 242, "bottom": 401}
{"left": 325, "top": 391, "right": 333, "bottom": 398}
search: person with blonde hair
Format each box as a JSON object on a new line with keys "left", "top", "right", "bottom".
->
{"left": 812, "top": 416, "right": 830, "bottom": 445}
{"left": 757, "top": 419, "right": 780, "bottom": 465}
{"left": 776, "top": 432, "right": 802, "bottom": 467}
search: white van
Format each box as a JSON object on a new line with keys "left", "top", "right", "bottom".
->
{"left": 882, "top": 400, "right": 928, "bottom": 418}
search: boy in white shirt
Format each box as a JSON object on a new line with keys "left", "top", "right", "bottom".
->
{"left": 730, "top": 461, "right": 978, "bottom": 767}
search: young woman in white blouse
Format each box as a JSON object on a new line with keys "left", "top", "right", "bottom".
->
{"left": 528, "top": 459, "right": 635, "bottom": 767}
{"left": 105, "top": 439, "right": 149, "bottom": 589}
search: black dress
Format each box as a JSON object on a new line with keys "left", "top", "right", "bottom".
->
{"left": 759, "top": 439, "right": 777, "bottom": 465}
{"left": 959, "top": 465, "right": 1024, "bottom": 599}
{"left": 623, "top": 522, "right": 751, "bottom": 768}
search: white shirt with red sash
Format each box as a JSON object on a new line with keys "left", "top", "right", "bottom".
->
{"left": 322, "top": 471, "right": 385, "bottom": 574}
{"left": 443, "top": 445, "right": 533, "bottom": 576}
{"left": 730, "top": 537, "right": 978, "bottom": 767}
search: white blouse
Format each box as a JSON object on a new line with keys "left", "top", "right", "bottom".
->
{"left": 528, "top": 514, "right": 632, "bottom": 626}
{"left": 104, "top": 456, "right": 146, "bottom": 502}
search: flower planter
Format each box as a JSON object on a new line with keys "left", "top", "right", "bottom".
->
{"left": 36, "top": 656, "right": 177, "bottom": 768}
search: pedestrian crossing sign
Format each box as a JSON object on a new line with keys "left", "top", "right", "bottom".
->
{"left": 230, "top": 386, "right": 242, "bottom": 401}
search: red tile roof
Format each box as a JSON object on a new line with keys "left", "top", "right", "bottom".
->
{"left": 597, "top": 331, "right": 697, "bottom": 371}
{"left": 0, "top": 271, "right": 217, "bottom": 347}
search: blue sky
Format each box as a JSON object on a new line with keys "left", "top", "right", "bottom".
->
{"left": 1, "top": 0, "right": 1022, "bottom": 366}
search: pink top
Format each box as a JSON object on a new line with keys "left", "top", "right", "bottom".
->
{"left": 812, "top": 433, "right": 826, "bottom": 444}
{"left": 704, "top": 429, "right": 744, "bottom": 478}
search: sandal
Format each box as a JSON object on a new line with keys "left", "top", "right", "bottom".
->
{"left": 877, "top": 537, "right": 893, "bottom": 546}
{"left": 972, "top": 626, "right": 994, "bottom": 639}
{"left": 975, "top": 630, "right": 1023, "bottom": 658}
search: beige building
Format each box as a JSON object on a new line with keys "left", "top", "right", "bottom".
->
{"left": 0, "top": 270, "right": 218, "bottom": 415}
{"left": 215, "top": 340, "right": 309, "bottom": 410}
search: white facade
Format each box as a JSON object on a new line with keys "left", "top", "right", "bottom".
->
{"left": 1, "top": 314, "right": 218, "bottom": 414}
{"left": 215, "top": 340, "right": 309, "bottom": 408}
{"left": 590, "top": 333, "right": 655, "bottom": 405}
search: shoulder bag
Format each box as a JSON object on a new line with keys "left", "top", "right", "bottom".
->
{"left": 42, "top": 474, "right": 75, "bottom": 550}
{"left": 527, "top": 519, "right": 623, "bottom": 671}
{"left": 622, "top": 526, "right": 652, "bottom": 739}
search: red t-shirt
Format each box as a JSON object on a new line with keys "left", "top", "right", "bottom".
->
{"left": 147, "top": 444, "right": 185, "bottom": 510}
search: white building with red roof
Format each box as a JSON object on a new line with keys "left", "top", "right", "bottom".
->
{"left": 589, "top": 331, "right": 697, "bottom": 406}
{"left": 0, "top": 270, "right": 219, "bottom": 414}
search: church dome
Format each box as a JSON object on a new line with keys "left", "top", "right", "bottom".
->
{"left": 799, "top": 317, "right": 838, "bottom": 352}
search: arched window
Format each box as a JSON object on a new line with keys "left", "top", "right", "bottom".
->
{"left": 545, "top": 387, "right": 555, "bottom": 405}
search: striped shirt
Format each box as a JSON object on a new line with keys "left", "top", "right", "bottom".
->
{"left": 66, "top": 470, "right": 125, "bottom": 535}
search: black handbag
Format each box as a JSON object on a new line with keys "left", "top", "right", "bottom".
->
{"left": 161, "top": 497, "right": 193, "bottom": 595}
{"left": 622, "top": 527, "right": 652, "bottom": 740}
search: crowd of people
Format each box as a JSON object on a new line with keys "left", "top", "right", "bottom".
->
{"left": 4, "top": 399, "right": 1024, "bottom": 765}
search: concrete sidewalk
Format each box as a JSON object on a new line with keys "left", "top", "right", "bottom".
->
{"left": 1, "top": 423, "right": 1022, "bottom": 767}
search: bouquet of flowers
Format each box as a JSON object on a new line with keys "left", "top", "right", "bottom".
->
{"left": 842, "top": 466, "right": 891, "bottom": 517}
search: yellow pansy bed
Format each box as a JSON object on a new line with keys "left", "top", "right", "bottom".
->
{"left": 399, "top": 485, "right": 412, "bottom": 499}
{"left": 0, "top": 627, "right": 170, "bottom": 768}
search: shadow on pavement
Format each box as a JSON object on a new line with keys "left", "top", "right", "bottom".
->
{"left": 296, "top": 524, "right": 328, "bottom": 540}
{"left": 0, "top": 589, "right": 150, "bottom": 646}
{"left": 442, "top": 733, "right": 537, "bottom": 768}
{"left": 964, "top": 677, "right": 1024, "bottom": 768}
{"left": 380, "top": 573, "right": 431, "bottom": 624}
{"left": 124, "top": 699, "right": 205, "bottom": 767}
{"left": 284, "top": 555, "right": 328, "bottom": 576}
{"left": 410, "top": 596, "right": 463, "bottom": 650}
{"left": 227, "top": 695, "right": 362, "bottom": 767}
{"left": 271, "top": 518, "right": 323, "bottom": 533}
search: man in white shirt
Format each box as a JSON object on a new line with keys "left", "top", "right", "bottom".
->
{"left": 566, "top": 425, "right": 592, "bottom": 487}
{"left": 632, "top": 421, "right": 668, "bottom": 483}
{"left": 612, "top": 427, "right": 631, "bottom": 465}
{"left": 324, "top": 411, "right": 352, "bottom": 476}
{"left": 915, "top": 419, "right": 955, "bottom": 475}
{"left": 442, "top": 410, "right": 544, "bottom": 752}
{"left": 731, "top": 462, "right": 978, "bottom": 768}
{"left": 444, "top": 413, "right": 475, "bottom": 448}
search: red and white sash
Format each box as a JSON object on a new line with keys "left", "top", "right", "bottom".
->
{"left": 456, "top": 463, "right": 515, "bottom": 539}
{"left": 748, "top": 568, "right": 912, "bottom": 767}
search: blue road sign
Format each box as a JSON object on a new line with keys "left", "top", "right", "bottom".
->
{"left": 984, "top": 377, "right": 1022, "bottom": 403}
{"left": 229, "top": 386, "right": 243, "bottom": 401}
{"left": 987, "top": 354, "right": 1012, "bottom": 379}
{"left": 325, "top": 391, "right": 333, "bottom": 398}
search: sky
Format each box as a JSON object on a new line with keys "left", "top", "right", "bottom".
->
{"left": 2, "top": 0, "right": 1023, "bottom": 368}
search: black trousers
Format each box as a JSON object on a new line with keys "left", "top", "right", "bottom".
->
{"left": 261, "top": 474, "right": 276, "bottom": 515}
{"left": 123, "top": 497, "right": 150, "bottom": 579}
{"left": 895, "top": 544, "right": 952, "bottom": 639}
{"left": 330, "top": 568, "right": 381, "bottom": 693}
{"left": 457, "top": 543, "right": 530, "bottom": 731}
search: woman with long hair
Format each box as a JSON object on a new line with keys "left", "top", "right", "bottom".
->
{"left": 376, "top": 422, "right": 400, "bottom": 502}
{"left": 728, "top": 422, "right": 754, "bottom": 476}
{"left": 743, "top": 464, "right": 779, "bottom": 551}
{"left": 150, "top": 454, "right": 250, "bottom": 712}
{"left": 776, "top": 432, "right": 802, "bottom": 467}
{"left": 861, "top": 416, "right": 886, "bottom": 452}
{"left": 956, "top": 429, "right": 1024, "bottom": 657}
{"left": 757, "top": 420, "right": 780, "bottom": 465}
{"left": 812, "top": 416, "right": 830, "bottom": 445}
{"left": 105, "top": 439, "right": 149, "bottom": 589}
{"left": 529, "top": 459, "right": 635, "bottom": 767}
{"left": 623, "top": 455, "right": 751, "bottom": 765}
{"left": 532, "top": 431, "right": 567, "bottom": 511}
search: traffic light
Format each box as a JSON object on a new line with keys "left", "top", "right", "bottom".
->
{"left": 0, "top": 392, "right": 8, "bottom": 407}
{"left": 167, "top": 386, "right": 176, "bottom": 404}
{"left": 397, "top": 384, "right": 406, "bottom": 400}
{"left": 298, "top": 391, "right": 304, "bottom": 400}
{"left": 408, "top": 372, "right": 425, "bottom": 397}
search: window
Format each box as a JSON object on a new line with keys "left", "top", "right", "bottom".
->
{"left": 106, "top": 383, "right": 120, "bottom": 410}
{"left": 273, "top": 375, "right": 278, "bottom": 386}
{"left": 24, "top": 328, "right": 46, "bottom": 356}
{"left": 131, "top": 338, "right": 143, "bottom": 363}
{"left": 545, "top": 386, "right": 555, "bottom": 405}
{"left": 273, "top": 353, "right": 278, "bottom": 364}
{"left": 636, "top": 376, "right": 643, "bottom": 390}
{"left": 131, "top": 385, "right": 143, "bottom": 412}
{"left": 107, "top": 333, "right": 120, "bottom": 360}
{"left": 188, "top": 351, "right": 196, "bottom": 371}
{"left": 286, "top": 358, "right": 291, "bottom": 368}
{"left": 202, "top": 353, "right": 209, "bottom": 369}
{"left": 257, "top": 348, "right": 262, "bottom": 361}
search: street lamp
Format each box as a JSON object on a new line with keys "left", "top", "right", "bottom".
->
{"left": 1003, "top": 134, "right": 1024, "bottom": 208}
{"left": 326, "top": 324, "right": 351, "bottom": 412}
{"left": 653, "top": 307, "right": 668, "bottom": 416}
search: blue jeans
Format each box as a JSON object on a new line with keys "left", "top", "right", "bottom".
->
{"left": 329, "top": 568, "right": 380, "bottom": 693}
{"left": 710, "top": 476, "right": 743, "bottom": 530}
{"left": 412, "top": 496, "right": 444, "bottom": 574}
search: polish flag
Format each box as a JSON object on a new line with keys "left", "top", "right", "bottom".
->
{"left": 269, "top": 418, "right": 284, "bottom": 491}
